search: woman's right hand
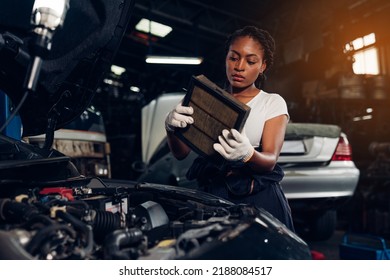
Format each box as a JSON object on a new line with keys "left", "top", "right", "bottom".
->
{"left": 165, "top": 103, "right": 194, "bottom": 132}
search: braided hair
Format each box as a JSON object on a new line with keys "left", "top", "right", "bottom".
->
{"left": 225, "top": 26, "right": 275, "bottom": 89}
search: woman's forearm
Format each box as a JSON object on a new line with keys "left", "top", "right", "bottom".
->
{"left": 166, "top": 130, "right": 191, "bottom": 160}
{"left": 245, "top": 150, "right": 278, "bottom": 173}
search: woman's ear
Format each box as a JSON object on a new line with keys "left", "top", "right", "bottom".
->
{"left": 261, "top": 61, "right": 267, "bottom": 73}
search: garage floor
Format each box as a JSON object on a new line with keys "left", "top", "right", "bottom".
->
{"left": 306, "top": 230, "right": 345, "bottom": 260}
{"left": 307, "top": 229, "right": 390, "bottom": 260}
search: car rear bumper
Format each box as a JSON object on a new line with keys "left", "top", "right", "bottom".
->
{"left": 281, "top": 161, "right": 360, "bottom": 200}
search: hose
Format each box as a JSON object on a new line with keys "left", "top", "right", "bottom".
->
{"left": 103, "top": 228, "right": 144, "bottom": 259}
{"left": 0, "top": 199, "right": 39, "bottom": 223}
{"left": 25, "top": 223, "right": 76, "bottom": 256}
{"left": 55, "top": 210, "right": 94, "bottom": 258}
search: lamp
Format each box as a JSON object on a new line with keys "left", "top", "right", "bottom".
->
{"left": 26, "top": 0, "right": 70, "bottom": 91}
{"left": 145, "top": 55, "right": 203, "bottom": 65}
{"left": 0, "top": 0, "right": 70, "bottom": 134}
{"left": 111, "top": 65, "right": 126, "bottom": 76}
{"left": 135, "top": 18, "right": 172, "bottom": 38}
{"left": 32, "top": 0, "right": 69, "bottom": 45}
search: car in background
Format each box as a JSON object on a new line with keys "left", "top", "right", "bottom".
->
{"left": 28, "top": 105, "right": 112, "bottom": 178}
{"left": 137, "top": 92, "right": 360, "bottom": 241}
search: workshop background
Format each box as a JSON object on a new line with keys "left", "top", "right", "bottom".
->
{"left": 1, "top": 0, "right": 390, "bottom": 259}
{"left": 96, "top": 0, "right": 390, "bottom": 258}
{"left": 98, "top": 0, "right": 390, "bottom": 177}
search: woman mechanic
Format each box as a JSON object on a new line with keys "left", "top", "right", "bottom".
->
{"left": 164, "top": 26, "right": 294, "bottom": 231}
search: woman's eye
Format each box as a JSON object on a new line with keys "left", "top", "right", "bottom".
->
{"left": 247, "top": 61, "right": 256, "bottom": 65}
{"left": 229, "top": 56, "right": 238, "bottom": 61}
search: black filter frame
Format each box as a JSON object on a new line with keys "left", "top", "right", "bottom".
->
{"left": 175, "top": 75, "right": 251, "bottom": 162}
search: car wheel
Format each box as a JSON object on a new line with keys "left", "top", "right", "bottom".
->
{"left": 306, "top": 210, "right": 337, "bottom": 241}
{"left": 294, "top": 210, "right": 337, "bottom": 241}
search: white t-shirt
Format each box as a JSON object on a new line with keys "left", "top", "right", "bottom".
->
{"left": 244, "top": 90, "right": 289, "bottom": 148}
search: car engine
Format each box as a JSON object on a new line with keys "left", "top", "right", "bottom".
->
{"left": 0, "top": 135, "right": 311, "bottom": 260}
{"left": 0, "top": 180, "right": 254, "bottom": 260}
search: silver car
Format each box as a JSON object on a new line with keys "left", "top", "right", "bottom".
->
{"left": 138, "top": 93, "right": 360, "bottom": 241}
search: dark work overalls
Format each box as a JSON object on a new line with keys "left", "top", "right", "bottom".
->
{"left": 186, "top": 155, "right": 295, "bottom": 232}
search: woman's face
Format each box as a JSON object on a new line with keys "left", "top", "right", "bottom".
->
{"left": 225, "top": 36, "right": 266, "bottom": 91}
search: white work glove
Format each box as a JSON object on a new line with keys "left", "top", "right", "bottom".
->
{"left": 213, "top": 129, "right": 255, "bottom": 162}
{"left": 165, "top": 102, "right": 194, "bottom": 132}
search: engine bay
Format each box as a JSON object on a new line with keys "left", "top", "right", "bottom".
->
{"left": 0, "top": 176, "right": 270, "bottom": 260}
{"left": 0, "top": 130, "right": 311, "bottom": 260}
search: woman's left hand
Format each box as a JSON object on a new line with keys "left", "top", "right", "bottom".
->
{"left": 213, "top": 129, "right": 254, "bottom": 162}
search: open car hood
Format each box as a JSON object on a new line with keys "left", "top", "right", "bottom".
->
{"left": 0, "top": 0, "right": 134, "bottom": 137}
